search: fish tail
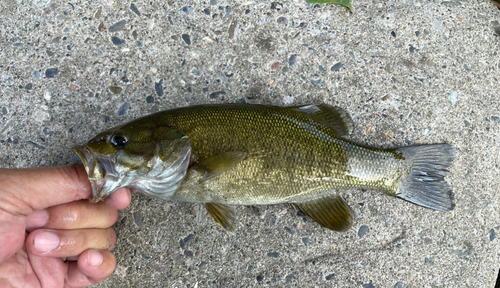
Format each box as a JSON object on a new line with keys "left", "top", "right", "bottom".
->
{"left": 395, "top": 144, "right": 456, "bottom": 211}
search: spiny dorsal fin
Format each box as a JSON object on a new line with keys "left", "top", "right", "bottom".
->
{"left": 289, "top": 104, "right": 354, "bottom": 136}
{"left": 295, "top": 195, "right": 353, "bottom": 232}
{"left": 205, "top": 203, "right": 236, "bottom": 231}
{"left": 195, "top": 152, "right": 247, "bottom": 182}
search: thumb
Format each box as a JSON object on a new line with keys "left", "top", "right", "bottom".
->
{"left": 0, "top": 164, "right": 92, "bottom": 214}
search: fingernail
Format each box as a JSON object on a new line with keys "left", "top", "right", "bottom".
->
{"left": 34, "top": 230, "right": 60, "bottom": 253}
{"left": 87, "top": 250, "right": 103, "bottom": 267}
{"left": 26, "top": 210, "right": 49, "bottom": 231}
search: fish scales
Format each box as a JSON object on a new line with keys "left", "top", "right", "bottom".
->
{"left": 134, "top": 105, "right": 406, "bottom": 204}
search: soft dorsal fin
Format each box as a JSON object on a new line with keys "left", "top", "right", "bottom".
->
{"left": 295, "top": 195, "right": 353, "bottom": 232}
{"left": 195, "top": 152, "right": 247, "bottom": 182}
{"left": 205, "top": 203, "right": 236, "bottom": 231}
{"left": 289, "top": 104, "right": 354, "bottom": 136}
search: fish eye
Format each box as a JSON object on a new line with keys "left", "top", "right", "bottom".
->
{"left": 110, "top": 133, "right": 129, "bottom": 148}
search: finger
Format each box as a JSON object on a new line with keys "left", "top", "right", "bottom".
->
{"left": 26, "top": 201, "right": 118, "bottom": 232}
{"left": 65, "top": 249, "right": 116, "bottom": 287}
{"left": 25, "top": 228, "right": 116, "bottom": 258}
{"left": 0, "top": 164, "right": 92, "bottom": 213}
{"left": 105, "top": 187, "right": 132, "bottom": 210}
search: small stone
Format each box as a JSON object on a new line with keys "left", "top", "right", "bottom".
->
{"left": 229, "top": 21, "right": 237, "bottom": 39}
{"left": 2, "top": 107, "right": 8, "bottom": 115}
{"left": 358, "top": 225, "right": 369, "bottom": 238}
{"left": 284, "top": 226, "right": 295, "bottom": 235}
{"left": 483, "top": 200, "right": 489, "bottom": 208}
{"left": 225, "top": 6, "right": 231, "bottom": 17}
{"left": 33, "top": 71, "right": 41, "bottom": 80}
{"left": 288, "top": 54, "right": 297, "bottom": 66}
{"left": 117, "top": 102, "right": 130, "bottom": 116}
{"left": 394, "top": 283, "right": 403, "bottom": 288}
{"left": 415, "top": 30, "right": 420, "bottom": 36}
{"left": 310, "top": 79, "right": 321, "bottom": 86}
{"left": 182, "top": 34, "right": 191, "bottom": 45}
{"left": 133, "top": 211, "right": 143, "bottom": 227}
{"left": 490, "top": 229, "right": 496, "bottom": 241}
{"left": 98, "top": 22, "right": 105, "bottom": 32}
{"left": 12, "top": 43, "right": 23, "bottom": 48}
{"left": 209, "top": 91, "right": 225, "bottom": 99}
{"left": 111, "top": 36, "right": 125, "bottom": 45}
{"left": 449, "top": 92, "right": 458, "bottom": 104}
{"left": 52, "top": 37, "right": 61, "bottom": 43}
{"left": 409, "top": 44, "right": 418, "bottom": 53}
{"left": 210, "top": 0, "right": 217, "bottom": 5}
{"left": 108, "top": 20, "right": 126, "bottom": 32}
{"left": 277, "top": 17, "right": 288, "bottom": 25}
{"left": 180, "top": 234, "right": 194, "bottom": 248}
{"left": 271, "top": 62, "right": 280, "bottom": 70}
{"left": 26, "top": 141, "right": 45, "bottom": 150}
{"left": 67, "top": 45, "right": 72, "bottom": 50}
{"left": 391, "top": 31, "right": 396, "bottom": 37}
{"left": 302, "top": 237, "right": 311, "bottom": 245}
{"left": 404, "top": 139, "right": 412, "bottom": 145}
{"left": 285, "top": 274, "right": 294, "bottom": 283}
{"left": 299, "top": 22, "right": 307, "bottom": 28}
{"left": 267, "top": 252, "right": 280, "bottom": 258}
{"left": 363, "top": 283, "right": 375, "bottom": 288}
{"left": 146, "top": 96, "right": 154, "bottom": 103}
{"left": 325, "top": 273, "right": 335, "bottom": 280}
{"left": 184, "top": 250, "right": 193, "bottom": 257}
{"left": 43, "top": 127, "right": 54, "bottom": 135}
{"left": 191, "top": 69, "right": 202, "bottom": 77}
{"left": 155, "top": 79, "right": 164, "bottom": 96}
{"left": 45, "top": 68, "right": 59, "bottom": 78}
{"left": 109, "top": 86, "right": 122, "bottom": 94}
{"left": 247, "top": 265, "right": 253, "bottom": 271}
{"left": 25, "top": 83, "right": 33, "bottom": 90}
{"left": 44, "top": 91, "right": 51, "bottom": 102}
{"left": 204, "top": 8, "right": 210, "bottom": 15}
{"left": 331, "top": 62, "right": 343, "bottom": 72}
{"left": 256, "top": 275, "right": 263, "bottom": 282}
{"left": 424, "top": 258, "right": 435, "bottom": 265}
{"left": 491, "top": 116, "right": 499, "bottom": 122}
{"left": 130, "top": 3, "right": 141, "bottom": 16}
{"left": 142, "top": 253, "right": 151, "bottom": 259}
{"left": 46, "top": 50, "right": 54, "bottom": 56}
{"left": 179, "top": 5, "right": 194, "bottom": 14}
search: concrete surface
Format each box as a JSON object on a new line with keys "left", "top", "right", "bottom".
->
{"left": 1, "top": 0, "right": 500, "bottom": 287}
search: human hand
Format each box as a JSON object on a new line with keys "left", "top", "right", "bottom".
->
{"left": 0, "top": 164, "right": 131, "bottom": 288}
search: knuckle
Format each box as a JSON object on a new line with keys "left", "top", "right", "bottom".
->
{"left": 57, "top": 164, "right": 91, "bottom": 199}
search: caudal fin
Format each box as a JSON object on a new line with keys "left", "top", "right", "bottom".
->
{"left": 395, "top": 144, "right": 456, "bottom": 211}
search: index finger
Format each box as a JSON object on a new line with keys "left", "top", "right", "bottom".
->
{"left": 0, "top": 164, "right": 92, "bottom": 212}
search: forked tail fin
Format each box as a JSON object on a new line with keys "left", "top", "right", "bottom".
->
{"left": 395, "top": 144, "right": 456, "bottom": 211}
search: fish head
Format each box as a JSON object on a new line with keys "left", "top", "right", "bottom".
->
{"left": 72, "top": 120, "right": 191, "bottom": 202}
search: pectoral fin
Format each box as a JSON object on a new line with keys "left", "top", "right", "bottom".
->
{"left": 205, "top": 203, "right": 236, "bottom": 231}
{"left": 289, "top": 104, "right": 354, "bottom": 136}
{"left": 195, "top": 152, "right": 247, "bottom": 182}
{"left": 295, "top": 196, "right": 353, "bottom": 232}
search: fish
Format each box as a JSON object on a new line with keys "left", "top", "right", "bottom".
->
{"left": 72, "top": 104, "right": 456, "bottom": 232}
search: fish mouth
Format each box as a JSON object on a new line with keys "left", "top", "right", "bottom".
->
{"left": 72, "top": 145, "right": 114, "bottom": 203}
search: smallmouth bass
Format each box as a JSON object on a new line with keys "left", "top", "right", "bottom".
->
{"left": 73, "top": 104, "right": 456, "bottom": 232}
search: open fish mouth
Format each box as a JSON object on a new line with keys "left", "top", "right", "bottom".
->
{"left": 72, "top": 145, "right": 121, "bottom": 202}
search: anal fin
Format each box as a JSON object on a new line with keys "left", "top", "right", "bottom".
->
{"left": 295, "top": 196, "right": 353, "bottom": 232}
{"left": 205, "top": 203, "right": 236, "bottom": 232}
